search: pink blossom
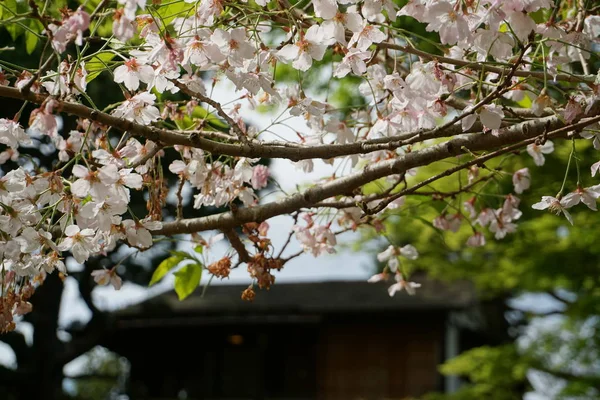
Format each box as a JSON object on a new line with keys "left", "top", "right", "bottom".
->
{"left": 512, "top": 168, "right": 531, "bottom": 194}
{"left": 113, "top": 9, "right": 136, "bottom": 42}
{"left": 114, "top": 58, "right": 154, "bottom": 91}
{"left": 489, "top": 211, "right": 518, "bottom": 239}
{"left": 29, "top": 104, "right": 58, "bottom": 137}
{"left": 258, "top": 222, "right": 269, "bottom": 236}
{"left": 251, "top": 165, "right": 269, "bottom": 190}
{"left": 91, "top": 268, "right": 123, "bottom": 290}
{"left": 467, "top": 232, "right": 486, "bottom": 247}
{"left": 48, "top": 8, "right": 90, "bottom": 53}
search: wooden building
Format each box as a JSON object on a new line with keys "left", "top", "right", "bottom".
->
{"left": 102, "top": 275, "right": 478, "bottom": 400}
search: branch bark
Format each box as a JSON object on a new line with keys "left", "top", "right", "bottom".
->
{"left": 155, "top": 112, "right": 600, "bottom": 235}
{"left": 0, "top": 85, "right": 555, "bottom": 162}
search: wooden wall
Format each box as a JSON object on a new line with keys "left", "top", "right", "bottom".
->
{"left": 110, "top": 312, "right": 446, "bottom": 399}
{"left": 317, "top": 316, "right": 444, "bottom": 400}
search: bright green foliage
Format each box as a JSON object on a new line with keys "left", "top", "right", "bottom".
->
{"left": 149, "top": 253, "right": 186, "bottom": 286}
{"left": 85, "top": 52, "right": 117, "bottom": 83}
{"left": 425, "top": 345, "right": 528, "bottom": 400}
{"left": 362, "top": 139, "right": 600, "bottom": 398}
{"left": 150, "top": 250, "right": 205, "bottom": 298}
{"left": 173, "top": 263, "right": 203, "bottom": 300}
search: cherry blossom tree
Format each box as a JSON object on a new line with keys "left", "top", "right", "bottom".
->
{"left": 0, "top": 0, "right": 598, "bottom": 348}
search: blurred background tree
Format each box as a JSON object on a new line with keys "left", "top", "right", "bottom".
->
{"left": 359, "top": 136, "right": 600, "bottom": 399}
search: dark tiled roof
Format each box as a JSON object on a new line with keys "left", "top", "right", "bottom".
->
{"left": 116, "top": 275, "right": 476, "bottom": 324}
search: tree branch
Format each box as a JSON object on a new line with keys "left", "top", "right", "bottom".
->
{"left": 223, "top": 229, "right": 251, "bottom": 263}
{"left": 154, "top": 112, "right": 600, "bottom": 235}
{"left": 0, "top": 85, "right": 530, "bottom": 162}
{"left": 378, "top": 42, "right": 595, "bottom": 83}
{"left": 173, "top": 81, "right": 249, "bottom": 143}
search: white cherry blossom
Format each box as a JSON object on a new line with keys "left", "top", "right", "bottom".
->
{"left": 57, "top": 225, "right": 98, "bottom": 264}
{"left": 527, "top": 141, "right": 554, "bottom": 166}
{"left": 348, "top": 21, "right": 387, "bottom": 50}
{"left": 114, "top": 58, "right": 154, "bottom": 91}
{"left": 532, "top": 196, "right": 574, "bottom": 225}
{"left": 92, "top": 268, "right": 123, "bottom": 290}
{"left": 562, "top": 185, "right": 600, "bottom": 211}
{"left": 277, "top": 26, "right": 330, "bottom": 72}
{"left": 512, "top": 168, "right": 531, "bottom": 194}
{"left": 112, "top": 91, "right": 160, "bottom": 125}
{"left": 387, "top": 274, "right": 421, "bottom": 296}
{"left": 334, "top": 48, "right": 371, "bottom": 78}
{"left": 0, "top": 119, "right": 31, "bottom": 149}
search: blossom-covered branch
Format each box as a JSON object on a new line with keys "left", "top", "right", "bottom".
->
{"left": 0, "top": 0, "right": 598, "bottom": 331}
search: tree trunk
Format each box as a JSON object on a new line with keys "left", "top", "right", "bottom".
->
{"left": 20, "top": 273, "right": 64, "bottom": 400}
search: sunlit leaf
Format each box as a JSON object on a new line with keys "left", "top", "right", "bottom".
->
{"left": 25, "top": 20, "right": 43, "bottom": 55}
{"left": 155, "top": 0, "right": 195, "bottom": 27}
{"left": 173, "top": 263, "right": 202, "bottom": 300}
{"left": 149, "top": 254, "right": 184, "bottom": 286}
{"left": 85, "top": 52, "right": 116, "bottom": 83}
{"left": 175, "top": 105, "right": 229, "bottom": 132}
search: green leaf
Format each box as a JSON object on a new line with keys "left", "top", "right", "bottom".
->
{"left": 174, "top": 105, "right": 230, "bottom": 132}
{"left": 173, "top": 263, "right": 202, "bottom": 300}
{"left": 0, "top": 0, "right": 16, "bottom": 20}
{"left": 169, "top": 249, "right": 195, "bottom": 259}
{"left": 516, "top": 94, "right": 532, "bottom": 109}
{"left": 25, "top": 20, "right": 43, "bottom": 55}
{"left": 194, "top": 245, "right": 203, "bottom": 254}
{"left": 149, "top": 254, "right": 185, "bottom": 286}
{"left": 155, "top": 0, "right": 195, "bottom": 27}
{"left": 3, "top": 0, "right": 22, "bottom": 40}
{"left": 85, "top": 52, "right": 116, "bottom": 83}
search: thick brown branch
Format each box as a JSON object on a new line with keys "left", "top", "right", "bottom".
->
{"left": 0, "top": 84, "right": 511, "bottom": 161}
{"left": 155, "top": 113, "right": 600, "bottom": 236}
{"left": 223, "top": 229, "right": 251, "bottom": 263}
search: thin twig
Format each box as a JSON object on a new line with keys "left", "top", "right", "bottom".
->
{"left": 20, "top": 55, "right": 54, "bottom": 95}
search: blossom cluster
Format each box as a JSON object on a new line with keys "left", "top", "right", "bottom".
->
{"left": 0, "top": 0, "right": 596, "bottom": 317}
